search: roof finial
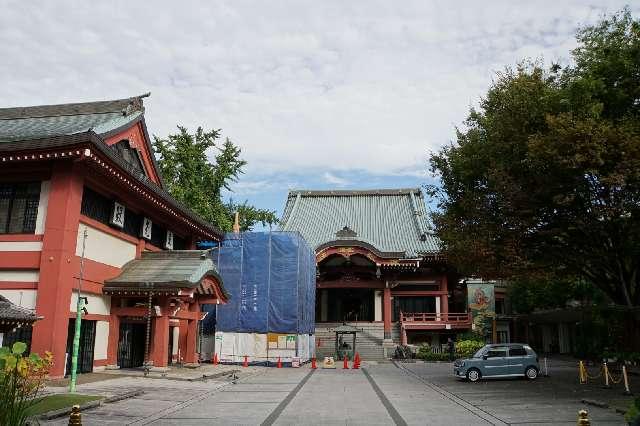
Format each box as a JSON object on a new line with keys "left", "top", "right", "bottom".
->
{"left": 233, "top": 212, "right": 240, "bottom": 234}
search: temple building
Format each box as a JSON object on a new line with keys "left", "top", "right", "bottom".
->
{"left": 0, "top": 95, "right": 227, "bottom": 377}
{"left": 279, "top": 189, "right": 474, "bottom": 358}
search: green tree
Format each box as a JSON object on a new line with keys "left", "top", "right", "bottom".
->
{"left": 153, "top": 126, "right": 277, "bottom": 232}
{"left": 428, "top": 10, "right": 640, "bottom": 306}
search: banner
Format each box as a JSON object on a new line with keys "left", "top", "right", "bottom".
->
{"left": 467, "top": 282, "right": 495, "bottom": 336}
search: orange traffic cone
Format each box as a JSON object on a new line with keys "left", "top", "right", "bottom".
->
{"left": 311, "top": 358, "right": 317, "bottom": 369}
{"left": 213, "top": 353, "right": 219, "bottom": 365}
{"left": 353, "top": 353, "right": 360, "bottom": 369}
{"left": 343, "top": 355, "right": 349, "bottom": 369}
{"left": 277, "top": 357, "right": 282, "bottom": 368}
{"left": 243, "top": 355, "right": 248, "bottom": 368}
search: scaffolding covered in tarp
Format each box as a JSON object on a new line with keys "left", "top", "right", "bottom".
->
{"left": 200, "top": 232, "right": 316, "bottom": 363}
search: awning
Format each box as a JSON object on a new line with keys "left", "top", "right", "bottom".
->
{"left": 0, "top": 295, "right": 41, "bottom": 329}
{"left": 103, "top": 250, "right": 228, "bottom": 302}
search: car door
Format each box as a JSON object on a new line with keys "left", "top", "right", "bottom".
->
{"left": 482, "top": 346, "right": 508, "bottom": 377}
{"left": 506, "top": 345, "right": 527, "bottom": 375}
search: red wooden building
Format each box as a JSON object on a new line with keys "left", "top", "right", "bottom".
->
{"left": 279, "top": 189, "right": 473, "bottom": 358}
{"left": 0, "top": 95, "right": 227, "bottom": 377}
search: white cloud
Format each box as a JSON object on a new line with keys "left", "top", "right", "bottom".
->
{"left": 322, "top": 172, "right": 350, "bottom": 186}
{"left": 1, "top": 0, "right": 636, "bottom": 180}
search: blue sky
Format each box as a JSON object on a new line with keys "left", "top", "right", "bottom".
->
{"left": 1, "top": 1, "right": 637, "bottom": 223}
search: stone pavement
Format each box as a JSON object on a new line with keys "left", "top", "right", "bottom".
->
{"left": 39, "top": 361, "right": 627, "bottom": 425}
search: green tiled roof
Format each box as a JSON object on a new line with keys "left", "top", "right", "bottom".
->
{"left": 0, "top": 95, "right": 147, "bottom": 142}
{"left": 279, "top": 189, "right": 440, "bottom": 258}
{"left": 104, "top": 250, "right": 226, "bottom": 295}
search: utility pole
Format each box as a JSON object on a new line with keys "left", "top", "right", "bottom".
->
{"left": 69, "top": 228, "right": 88, "bottom": 393}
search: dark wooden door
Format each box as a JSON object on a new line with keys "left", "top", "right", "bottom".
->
{"left": 65, "top": 319, "right": 96, "bottom": 376}
{"left": 117, "top": 322, "right": 145, "bottom": 369}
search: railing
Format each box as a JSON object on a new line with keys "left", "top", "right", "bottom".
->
{"left": 399, "top": 312, "right": 471, "bottom": 323}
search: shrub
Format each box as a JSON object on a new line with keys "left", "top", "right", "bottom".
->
{"left": 415, "top": 344, "right": 451, "bottom": 362}
{"left": 0, "top": 342, "right": 53, "bottom": 426}
{"left": 455, "top": 339, "right": 485, "bottom": 358}
{"left": 624, "top": 397, "right": 640, "bottom": 425}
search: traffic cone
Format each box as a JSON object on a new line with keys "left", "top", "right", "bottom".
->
{"left": 343, "top": 355, "right": 349, "bottom": 369}
{"left": 353, "top": 353, "right": 360, "bottom": 369}
{"left": 212, "top": 353, "right": 219, "bottom": 366}
{"left": 311, "top": 358, "right": 317, "bottom": 369}
{"left": 277, "top": 357, "right": 282, "bottom": 368}
{"left": 243, "top": 355, "right": 248, "bottom": 368}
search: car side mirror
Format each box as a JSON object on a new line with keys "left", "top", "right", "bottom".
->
{"left": 482, "top": 355, "right": 488, "bottom": 360}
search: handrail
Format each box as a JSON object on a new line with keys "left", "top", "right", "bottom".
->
{"left": 399, "top": 311, "right": 472, "bottom": 323}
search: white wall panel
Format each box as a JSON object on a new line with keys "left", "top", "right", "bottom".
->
{"left": 94, "top": 321, "right": 109, "bottom": 360}
{"left": 0, "top": 270, "right": 39, "bottom": 282}
{"left": 76, "top": 223, "right": 136, "bottom": 267}
{"left": 69, "top": 293, "right": 111, "bottom": 315}
{"left": 34, "top": 180, "right": 50, "bottom": 234}
{"left": 0, "top": 242, "right": 42, "bottom": 251}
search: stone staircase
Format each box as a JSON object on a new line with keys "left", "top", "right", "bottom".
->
{"left": 315, "top": 322, "right": 390, "bottom": 361}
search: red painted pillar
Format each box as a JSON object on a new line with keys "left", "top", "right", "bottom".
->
{"left": 31, "top": 162, "right": 84, "bottom": 378}
{"left": 383, "top": 287, "right": 392, "bottom": 340}
{"left": 184, "top": 301, "right": 200, "bottom": 363}
{"left": 440, "top": 275, "right": 449, "bottom": 320}
{"left": 107, "top": 313, "right": 120, "bottom": 366}
{"left": 178, "top": 319, "right": 188, "bottom": 363}
{"left": 151, "top": 297, "right": 170, "bottom": 368}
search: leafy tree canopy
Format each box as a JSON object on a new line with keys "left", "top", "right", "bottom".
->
{"left": 428, "top": 9, "right": 640, "bottom": 306}
{"left": 153, "top": 126, "right": 278, "bottom": 232}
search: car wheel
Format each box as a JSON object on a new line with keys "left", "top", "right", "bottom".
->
{"left": 466, "top": 368, "right": 481, "bottom": 382}
{"left": 525, "top": 366, "right": 538, "bottom": 380}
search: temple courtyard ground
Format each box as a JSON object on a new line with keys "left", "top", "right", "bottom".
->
{"left": 39, "top": 360, "right": 629, "bottom": 425}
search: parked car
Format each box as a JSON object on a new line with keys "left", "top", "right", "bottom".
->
{"left": 453, "top": 343, "right": 539, "bottom": 382}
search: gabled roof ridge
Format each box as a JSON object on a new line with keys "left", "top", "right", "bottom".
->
{"left": 288, "top": 188, "right": 422, "bottom": 197}
{"left": 0, "top": 93, "right": 150, "bottom": 120}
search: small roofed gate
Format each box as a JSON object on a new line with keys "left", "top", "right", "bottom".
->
{"left": 103, "top": 250, "right": 228, "bottom": 370}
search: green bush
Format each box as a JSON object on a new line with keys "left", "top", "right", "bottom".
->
{"left": 415, "top": 344, "right": 451, "bottom": 362}
{"left": 455, "top": 339, "right": 485, "bottom": 358}
{"left": 624, "top": 397, "right": 640, "bottom": 424}
{"left": 0, "top": 342, "right": 53, "bottom": 426}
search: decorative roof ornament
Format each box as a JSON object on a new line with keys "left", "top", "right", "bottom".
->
{"left": 336, "top": 226, "right": 357, "bottom": 238}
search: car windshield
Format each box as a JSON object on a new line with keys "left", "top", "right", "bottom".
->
{"left": 472, "top": 347, "right": 486, "bottom": 358}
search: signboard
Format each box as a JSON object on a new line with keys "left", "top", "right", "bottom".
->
{"left": 268, "top": 333, "right": 296, "bottom": 349}
{"left": 164, "top": 230, "right": 174, "bottom": 250}
{"left": 467, "top": 281, "right": 495, "bottom": 337}
{"left": 140, "top": 217, "right": 152, "bottom": 240}
{"left": 110, "top": 201, "right": 125, "bottom": 228}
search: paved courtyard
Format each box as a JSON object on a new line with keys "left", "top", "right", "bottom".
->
{"left": 40, "top": 361, "right": 627, "bottom": 425}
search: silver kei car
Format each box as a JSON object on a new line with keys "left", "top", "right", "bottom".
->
{"left": 453, "top": 343, "right": 540, "bottom": 382}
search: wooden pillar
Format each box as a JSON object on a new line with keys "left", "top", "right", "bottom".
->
{"left": 440, "top": 275, "right": 449, "bottom": 317}
{"left": 106, "top": 313, "right": 120, "bottom": 366}
{"left": 184, "top": 301, "right": 200, "bottom": 364}
{"left": 151, "top": 297, "right": 170, "bottom": 368}
{"left": 31, "top": 162, "right": 84, "bottom": 378}
{"left": 383, "top": 286, "right": 392, "bottom": 340}
{"left": 178, "top": 319, "right": 188, "bottom": 363}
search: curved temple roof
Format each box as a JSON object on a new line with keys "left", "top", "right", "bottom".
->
{"left": 104, "top": 250, "right": 228, "bottom": 300}
{"left": 279, "top": 188, "right": 440, "bottom": 258}
{"left": 0, "top": 295, "right": 40, "bottom": 327}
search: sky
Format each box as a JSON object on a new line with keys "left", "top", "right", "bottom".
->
{"left": 1, "top": 1, "right": 637, "bottom": 223}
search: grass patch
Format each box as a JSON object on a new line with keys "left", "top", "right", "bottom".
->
{"left": 25, "top": 394, "right": 103, "bottom": 416}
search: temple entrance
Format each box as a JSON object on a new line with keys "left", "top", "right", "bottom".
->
{"left": 317, "top": 288, "right": 375, "bottom": 322}
{"left": 117, "top": 322, "right": 145, "bottom": 369}
{"left": 65, "top": 319, "right": 96, "bottom": 376}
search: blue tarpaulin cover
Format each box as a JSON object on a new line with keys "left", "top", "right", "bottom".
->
{"left": 202, "top": 232, "right": 316, "bottom": 334}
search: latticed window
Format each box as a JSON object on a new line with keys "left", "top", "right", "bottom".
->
{"left": 0, "top": 182, "right": 40, "bottom": 234}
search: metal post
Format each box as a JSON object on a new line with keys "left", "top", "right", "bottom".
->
{"left": 603, "top": 362, "right": 610, "bottom": 388}
{"left": 143, "top": 292, "right": 153, "bottom": 375}
{"left": 544, "top": 357, "right": 549, "bottom": 377}
{"left": 69, "top": 229, "right": 88, "bottom": 393}
{"left": 623, "top": 365, "right": 632, "bottom": 395}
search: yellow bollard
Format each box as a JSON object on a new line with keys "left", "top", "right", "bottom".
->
{"left": 579, "top": 361, "right": 587, "bottom": 384}
{"left": 577, "top": 409, "right": 590, "bottom": 425}
{"left": 603, "top": 362, "right": 610, "bottom": 388}
{"left": 622, "top": 365, "right": 632, "bottom": 395}
{"left": 68, "top": 404, "right": 82, "bottom": 426}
